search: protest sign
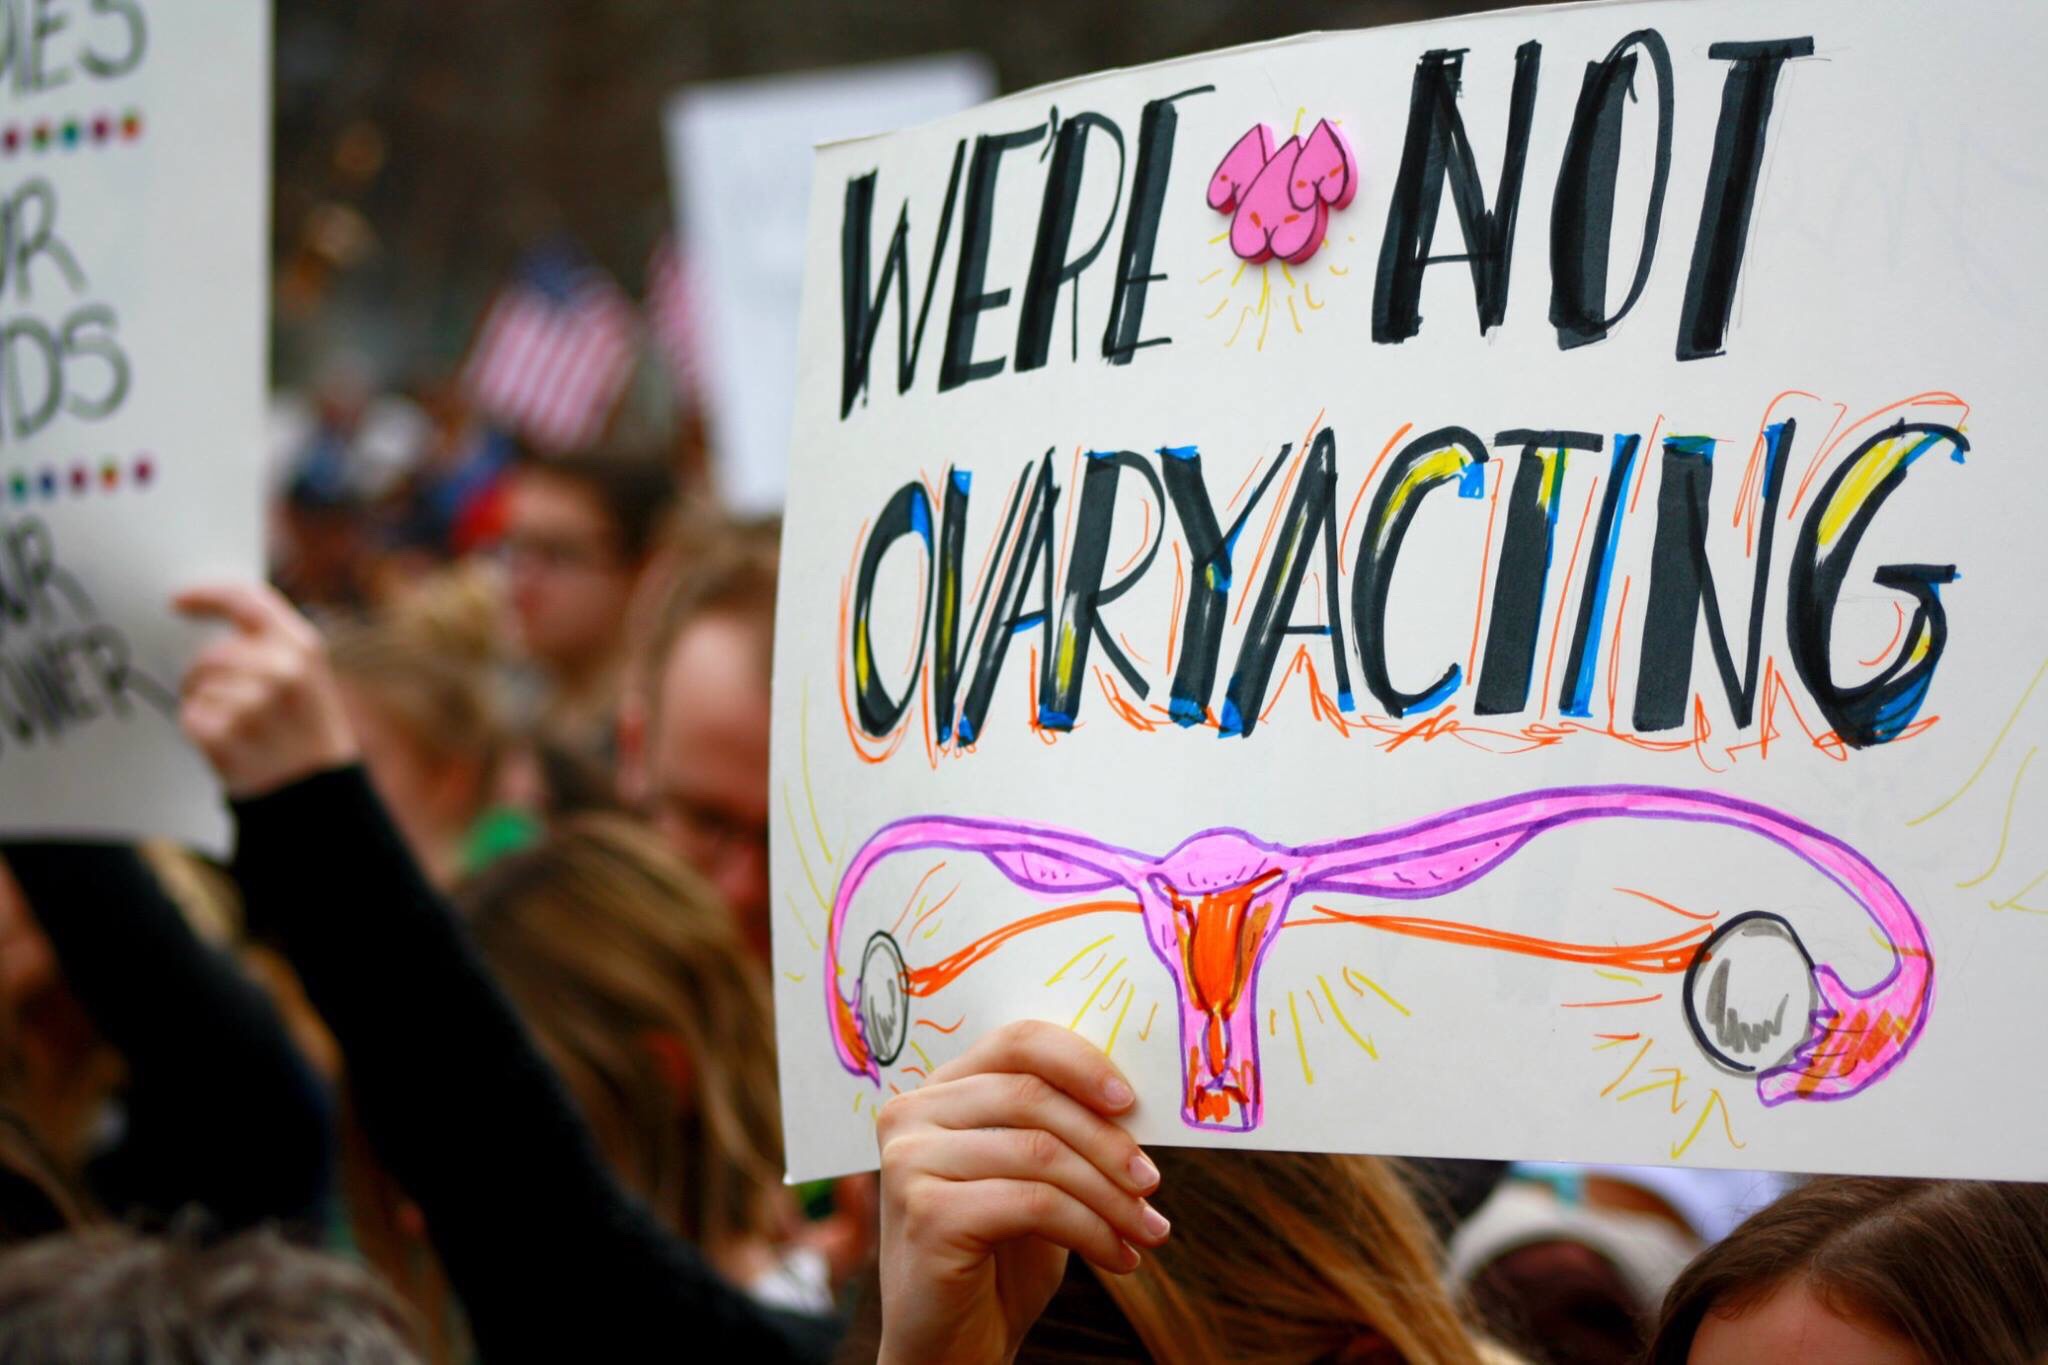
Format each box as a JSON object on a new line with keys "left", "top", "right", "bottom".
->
{"left": 771, "top": 0, "right": 2048, "bottom": 1181}
{"left": 665, "top": 55, "right": 993, "bottom": 515}
{"left": 0, "top": 3, "right": 269, "bottom": 851}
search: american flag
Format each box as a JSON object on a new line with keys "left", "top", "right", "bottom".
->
{"left": 464, "top": 246, "right": 636, "bottom": 452}
{"left": 644, "top": 233, "right": 704, "bottom": 410}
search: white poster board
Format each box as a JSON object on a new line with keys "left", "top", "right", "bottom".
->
{"left": 665, "top": 54, "right": 993, "bottom": 516}
{"left": 0, "top": 4, "right": 269, "bottom": 851}
{"left": 771, "top": 0, "right": 2048, "bottom": 1182}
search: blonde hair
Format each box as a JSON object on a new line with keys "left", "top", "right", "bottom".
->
{"left": 458, "top": 816, "right": 787, "bottom": 1256}
{"left": 328, "top": 621, "right": 502, "bottom": 781}
{"left": 1098, "top": 1149, "right": 1484, "bottom": 1365}
{"left": 381, "top": 561, "right": 504, "bottom": 668}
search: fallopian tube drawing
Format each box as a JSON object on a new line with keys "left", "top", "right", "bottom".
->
{"left": 825, "top": 786, "right": 1930, "bottom": 1131}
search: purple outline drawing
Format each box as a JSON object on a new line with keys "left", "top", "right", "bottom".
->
{"left": 824, "top": 785, "right": 1931, "bottom": 1132}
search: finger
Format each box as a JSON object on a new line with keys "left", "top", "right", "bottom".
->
{"left": 908, "top": 1127, "right": 1168, "bottom": 1248}
{"left": 933, "top": 1177, "right": 1139, "bottom": 1275}
{"left": 182, "top": 670, "right": 274, "bottom": 727}
{"left": 181, "top": 689, "right": 255, "bottom": 761}
{"left": 172, "top": 582, "right": 302, "bottom": 639}
{"left": 907, "top": 1071, "right": 1160, "bottom": 1196}
{"left": 928, "top": 1018, "right": 1137, "bottom": 1117}
{"left": 184, "top": 667, "right": 274, "bottom": 710}
{"left": 179, "top": 634, "right": 283, "bottom": 696}
{"left": 180, "top": 674, "right": 271, "bottom": 745}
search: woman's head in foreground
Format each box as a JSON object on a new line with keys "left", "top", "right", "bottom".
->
{"left": 459, "top": 816, "right": 788, "bottom": 1258}
{"left": 1089, "top": 1146, "right": 1483, "bottom": 1365}
{"left": 1649, "top": 1176, "right": 2048, "bottom": 1365}
{"left": 848, "top": 1144, "right": 1484, "bottom": 1365}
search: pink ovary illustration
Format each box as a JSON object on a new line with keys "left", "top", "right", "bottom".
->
{"left": 1293, "top": 118, "right": 1358, "bottom": 211}
{"left": 823, "top": 786, "right": 1932, "bottom": 1132}
{"left": 1211, "top": 117, "right": 1358, "bottom": 265}
{"left": 1207, "top": 124, "right": 1273, "bottom": 214}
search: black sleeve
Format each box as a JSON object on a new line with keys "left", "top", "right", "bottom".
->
{"left": 231, "top": 766, "right": 837, "bottom": 1364}
{"left": 1, "top": 843, "right": 333, "bottom": 1233}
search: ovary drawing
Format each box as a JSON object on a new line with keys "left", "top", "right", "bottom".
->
{"left": 1207, "top": 117, "right": 1357, "bottom": 265}
{"left": 824, "top": 786, "right": 1931, "bottom": 1131}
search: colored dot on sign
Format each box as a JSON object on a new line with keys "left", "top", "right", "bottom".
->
{"left": 133, "top": 454, "right": 154, "bottom": 485}
{"left": 38, "top": 470, "right": 55, "bottom": 496}
{"left": 8, "top": 474, "right": 24, "bottom": 501}
{"left": 122, "top": 111, "right": 141, "bottom": 140}
{"left": 32, "top": 123, "right": 49, "bottom": 149}
{"left": 93, "top": 115, "right": 110, "bottom": 142}
{"left": 61, "top": 121, "right": 78, "bottom": 148}
{"left": 100, "top": 460, "right": 118, "bottom": 488}
{"left": 2, "top": 128, "right": 17, "bottom": 153}
{"left": 69, "top": 465, "right": 88, "bottom": 492}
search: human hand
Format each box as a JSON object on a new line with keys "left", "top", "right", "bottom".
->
{"left": 875, "top": 1019, "right": 1168, "bottom": 1365}
{"left": 173, "top": 583, "right": 359, "bottom": 798}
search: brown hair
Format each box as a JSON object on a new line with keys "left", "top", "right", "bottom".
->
{"left": 458, "top": 816, "right": 788, "bottom": 1259}
{"left": 329, "top": 621, "right": 503, "bottom": 782}
{"left": 1648, "top": 1176, "right": 2048, "bottom": 1365}
{"left": 514, "top": 447, "right": 678, "bottom": 563}
{"left": 1093, "top": 1148, "right": 1484, "bottom": 1364}
{"left": 837, "top": 1148, "right": 1486, "bottom": 1365}
{"left": 635, "top": 516, "right": 780, "bottom": 708}
{"left": 0, "top": 1225, "right": 423, "bottom": 1362}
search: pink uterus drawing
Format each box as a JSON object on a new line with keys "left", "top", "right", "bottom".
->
{"left": 824, "top": 786, "right": 1932, "bottom": 1132}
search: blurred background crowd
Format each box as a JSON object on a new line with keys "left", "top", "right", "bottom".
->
{"left": 0, "top": 3, "right": 2040, "bottom": 1363}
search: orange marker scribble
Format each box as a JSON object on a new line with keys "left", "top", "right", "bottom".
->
{"left": 904, "top": 899, "right": 1141, "bottom": 998}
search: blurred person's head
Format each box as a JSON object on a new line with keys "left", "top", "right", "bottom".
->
{"left": 0, "top": 860, "right": 56, "bottom": 1022}
{"left": 1649, "top": 1176, "right": 2048, "bottom": 1365}
{"left": 276, "top": 495, "right": 372, "bottom": 611}
{"left": 0, "top": 1225, "right": 424, "bottom": 1363}
{"left": 459, "top": 817, "right": 792, "bottom": 1285}
{"left": 0, "top": 862, "right": 120, "bottom": 1175}
{"left": 330, "top": 622, "right": 502, "bottom": 887}
{"left": 621, "top": 522, "right": 777, "bottom": 958}
{"left": 1448, "top": 1173, "right": 1697, "bottom": 1363}
{"left": 501, "top": 449, "right": 673, "bottom": 689}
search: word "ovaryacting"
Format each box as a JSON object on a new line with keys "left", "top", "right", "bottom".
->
{"left": 844, "top": 411, "right": 1963, "bottom": 754}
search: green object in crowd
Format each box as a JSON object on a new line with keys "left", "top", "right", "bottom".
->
{"left": 462, "top": 807, "right": 543, "bottom": 874}
{"left": 795, "top": 1178, "right": 836, "bottom": 1221}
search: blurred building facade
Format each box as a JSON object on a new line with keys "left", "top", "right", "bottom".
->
{"left": 272, "top": 0, "right": 1545, "bottom": 388}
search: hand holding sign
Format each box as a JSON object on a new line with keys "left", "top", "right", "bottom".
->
{"left": 173, "top": 584, "right": 357, "bottom": 800}
{"left": 775, "top": 0, "right": 2048, "bottom": 1184}
{"left": 876, "top": 1019, "right": 1164, "bottom": 1365}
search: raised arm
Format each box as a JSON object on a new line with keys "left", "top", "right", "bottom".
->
{"left": 177, "top": 582, "right": 835, "bottom": 1363}
{"left": 0, "top": 842, "right": 332, "bottom": 1231}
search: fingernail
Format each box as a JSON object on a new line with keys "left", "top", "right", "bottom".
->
{"left": 1127, "top": 1151, "right": 1160, "bottom": 1190}
{"left": 1102, "top": 1076, "right": 1134, "bottom": 1109}
{"left": 1139, "top": 1202, "right": 1171, "bottom": 1242}
{"left": 1121, "top": 1243, "right": 1142, "bottom": 1272}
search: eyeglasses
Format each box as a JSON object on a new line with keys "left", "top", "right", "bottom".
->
{"left": 656, "top": 791, "right": 770, "bottom": 870}
{"left": 496, "top": 530, "right": 624, "bottom": 576}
